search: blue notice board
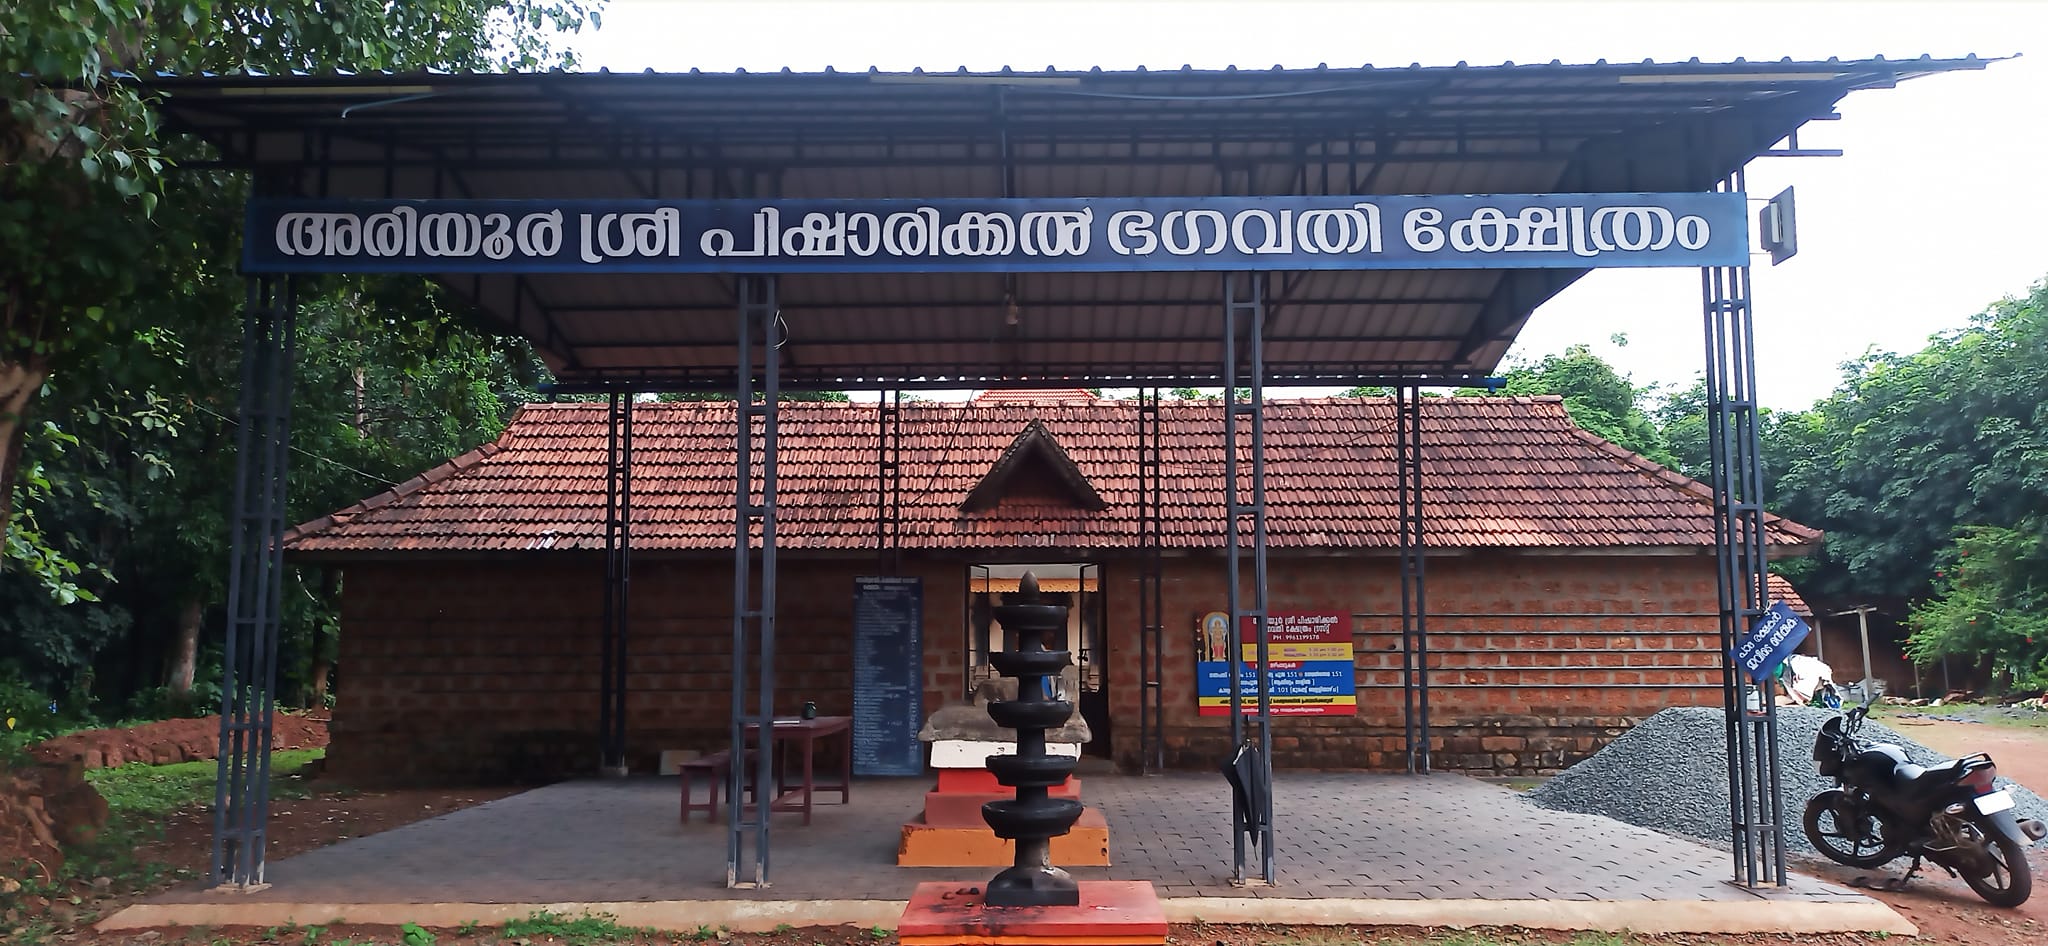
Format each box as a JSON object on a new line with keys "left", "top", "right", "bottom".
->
{"left": 852, "top": 577, "right": 924, "bottom": 776}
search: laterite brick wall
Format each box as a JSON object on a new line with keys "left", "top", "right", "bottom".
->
{"left": 1100, "top": 553, "right": 1726, "bottom": 775}
{"left": 328, "top": 557, "right": 962, "bottom": 784}
{"left": 330, "top": 552, "right": 1725, "bottom": 783}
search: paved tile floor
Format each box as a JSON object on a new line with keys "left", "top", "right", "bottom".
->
{"left": 155, "top": 773, "right": 1865, "bottom": 904}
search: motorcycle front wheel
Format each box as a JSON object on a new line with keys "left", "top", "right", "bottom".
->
{"left": 1804, "top": 789, "right": 1904, "bottom": 868}
{"left": 1962, "top": 819, "right": 2033, "bottom": 908}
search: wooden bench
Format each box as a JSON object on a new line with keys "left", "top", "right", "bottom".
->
{"left": 678, "top": 749, "right": 757, "bottom": 823}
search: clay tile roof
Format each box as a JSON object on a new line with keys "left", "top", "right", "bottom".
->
{"left": 285, "top": 397, "right": 1824, "bottom": 557}
{"left": 1768, "top": 573, "right": 1814, "bottom": 617}
{"left": 971, "top": 389, "right": 1097, "bottom": 405}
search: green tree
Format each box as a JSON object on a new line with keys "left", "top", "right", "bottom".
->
{"left": 1905, "top": 523, "right": 2048, "bottom": 692}
{"left": 1, "top": 0, "right": 595, "bottom": 541}
{"left": 1765, "top": 280, "right": 2048, "bottom": 599}
{"left": 1168, "top": 388, "right": 1252, "bottom": 401}
{"left": 0, "top": 1, "right": 594, "bottom": 707}
{"left": 0, "top": 275, "right": 545, "bottom": 704}
{"left": 1472, "top": 344, "right": 1675, "bottom": 467}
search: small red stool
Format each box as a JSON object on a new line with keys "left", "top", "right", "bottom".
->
{"left": 678, "top": 749, "right": 757, "bottom": 823}
{"left": 679, "top": 750, "right": 731, "bottom": 823}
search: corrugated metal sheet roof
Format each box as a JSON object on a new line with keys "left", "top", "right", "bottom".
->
{"left": 141, "top": 56, "right": 1994, "bottom": 389}
{"left": 284, "top": 396, "right": 1823, "bottom": 557}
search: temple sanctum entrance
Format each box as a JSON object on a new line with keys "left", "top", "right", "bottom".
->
{"left": 968, "top": 563, "right": 1109, "bottom": 758}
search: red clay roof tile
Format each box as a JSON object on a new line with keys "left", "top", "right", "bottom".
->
{"left": 285, "top": 397, "right": 1822, "bottom": 556}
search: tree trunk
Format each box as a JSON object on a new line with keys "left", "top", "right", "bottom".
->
{"left": 352, "top": 365, "right": 368, "bottom": 436}
{"left": 309, "top": 569, "right": 340, "bottom": 707}
{"left": 0, "top": 359, "right": 49, "bottom": 543}
{"left": 309, "top": 656, "right": 332, "bottom": 709}
{"left": 168, "top": 596, "right": 203, "bottom": 695}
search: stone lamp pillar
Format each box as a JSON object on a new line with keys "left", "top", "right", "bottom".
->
{"left": 981, "top": 572, "right": 1084, "bottom": 907}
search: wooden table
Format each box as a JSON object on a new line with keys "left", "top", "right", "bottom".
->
{"left": 741, "top": 715, "right": 852, "bottom": 825}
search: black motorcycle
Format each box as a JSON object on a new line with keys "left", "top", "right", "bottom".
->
{"left": 1805, "top": 703, "right": 2047, "bottom": 907}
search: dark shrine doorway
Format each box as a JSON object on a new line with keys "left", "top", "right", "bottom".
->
{"left": 967, "top": 562, "right": 1110, "bottom": 758}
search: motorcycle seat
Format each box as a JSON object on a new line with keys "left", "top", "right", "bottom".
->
{"left": 1862, "top": 743, "right": 1967, "bottom": 798}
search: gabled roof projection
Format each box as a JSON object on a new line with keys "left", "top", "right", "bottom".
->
{"left": 960, "top": 420, "right": 1106, "bottom": 512}
{"left": 141, "top": 56, "right": 1993, "bottom": 389}
{"left": 285, "top": 397, "right": 1821, "bottom": 557}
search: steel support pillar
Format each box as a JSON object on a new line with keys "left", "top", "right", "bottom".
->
{"left": 209, "top": 275, "right": 297, "bottom": 888}
{"left": 598, "top": 392, "right": 634, "bottom": 775}
{"left": 1703, "top": 168, "right": 1786, "bottom": 888}
{"left": 1396, "top": 385, "right": 1431, "bottom": 773}
{"left": 1222, "top": 272, "right": 1274, "bottom": 884}
{"left": 1135, "top": 388, "right": 1166, "bottom": 774}
{"left": 727, "top": 275, "right": 781, "bottom": 887}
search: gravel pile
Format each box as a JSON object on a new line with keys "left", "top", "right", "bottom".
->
{"left": 1525, "top": 706, "right": 2048, "bottom": 855}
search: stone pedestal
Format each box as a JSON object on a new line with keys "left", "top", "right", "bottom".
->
{"left": 899, "top": 733, "right": 1110, "bottom": 867}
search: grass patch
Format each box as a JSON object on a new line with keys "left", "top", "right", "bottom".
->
{"left": 86, "top": 748, "right": 326, "bottom": 815}
{"left": 501, "top": 909, "right": 653, "bottom": 945}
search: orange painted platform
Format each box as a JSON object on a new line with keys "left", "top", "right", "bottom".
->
{"left": 897, "top": 880, "right": 1165, "bottom": 946}
{"left": 898, "top": 808, "right": 1110, "bottom": 867}
{"left": 923, "top": 782, "right": 1082, "bottom": 827}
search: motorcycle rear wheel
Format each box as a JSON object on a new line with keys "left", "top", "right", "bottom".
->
{"left": 1804, "top": 789, "right": 1904, "bottom": 868}
{"left": 1961, "top": 820, "right": 2033, "bottom": 908}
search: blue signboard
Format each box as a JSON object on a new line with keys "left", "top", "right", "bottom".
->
{"left": 245, "top": 192, "right": 1748, "bottom": 274}
{"left": 1732, "top": 601, "right": 1813, "bottom": 684}
{"left": 1194, "top": 612, "right": 1358, "bottom": 716}
{"left": 1197, "top": 661, "right": 1360, "bottom": 715}
{"left": 852, "top": 576, "right": 923, "bottom": 776}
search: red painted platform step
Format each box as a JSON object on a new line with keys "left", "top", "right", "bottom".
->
{"left": 934, "top": 769, "right": 1075, "bottom": 795}
{"left": 898, "top": 880, "right": 1166, "bottom": 946}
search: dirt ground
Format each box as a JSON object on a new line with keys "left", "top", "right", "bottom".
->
{"left": 31, "top": 922, "right": 1954, "bottom": 946}
{"left": 147, "top": 783, "right": 523, "bottom": 870}
{"left": 3, "top": 779, "right": 517, "bottom": 938}
{"left": 1787, "top": 715, "right": 2048, "bottom": 946}
{"left": 1887, "top": 716, "right": 2048, "bottom": 799}
{"left": 38, "top": 923, "right": 1962, "bottom": 946}
{"left": 31, "top": 714, "right": 330, "bottom": 770}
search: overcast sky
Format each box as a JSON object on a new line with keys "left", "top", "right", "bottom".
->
{"left": 565, "top": 0, "right": 2046, "bottom": 410}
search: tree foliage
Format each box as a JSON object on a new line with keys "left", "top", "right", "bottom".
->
{"left": 1467, "top": 342, "right": 1675, "bottom": 467}
{"left": 1766, "top": 281, "right": 2048, "bottom": 601}
{"left": 1, "top": 0, "right": 596, "bottom": 540}
{"left": 0, "top": 2, "right": 593, "bottom": 709}
{"left": 1905, "top": 523, "right": 2048, "bottom": 691}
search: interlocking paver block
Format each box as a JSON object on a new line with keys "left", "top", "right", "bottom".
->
{"left": 147, "top": 772, "right": 1868, "bottom": 906}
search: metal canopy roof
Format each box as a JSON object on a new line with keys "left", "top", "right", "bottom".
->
{"left": 145, "top": 56, "right": 1989, "bottom": 389}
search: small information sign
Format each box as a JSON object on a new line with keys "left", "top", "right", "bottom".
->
{"left": 1732, "top": 601, "right": 1812, "bottom": 684}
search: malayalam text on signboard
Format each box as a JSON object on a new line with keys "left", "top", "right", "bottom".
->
{"left": 1731, "top": 601, "right": 1812, "bottom": 684}
{"left": 1197, "top": 612, "right": 1357, "bottom": 716}
{"left": 852, "top": 577, "right": 923, "bottom": 776}
{"left": 247, "top": 193, "right": 1748, "bottom": 274}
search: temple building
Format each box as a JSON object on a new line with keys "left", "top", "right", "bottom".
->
{"left": 286, "top": 392, "right": 1820, "bottom": 784}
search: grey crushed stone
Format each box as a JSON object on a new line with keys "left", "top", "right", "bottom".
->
{"left": 1524, "top": 706, "right": 2048, "bottom": 855}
